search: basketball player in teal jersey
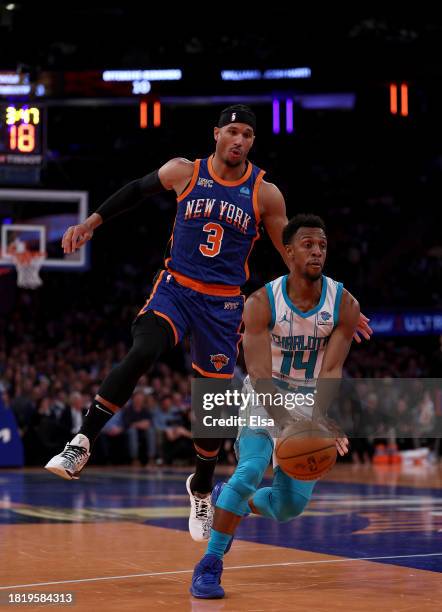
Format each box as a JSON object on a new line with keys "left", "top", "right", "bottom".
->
{"left": 45, "top": 106, "right": 372, "bottom": 543}
{"left": 191, "top": 214, "right": 358, "bottom": 599}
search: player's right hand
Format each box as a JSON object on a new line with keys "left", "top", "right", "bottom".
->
{"left": 62, "top": 223, "right": 94, "bottom": 253}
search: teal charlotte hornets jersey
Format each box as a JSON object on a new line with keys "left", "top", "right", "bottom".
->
{"left": 166, "top": 156, "right": 265, "bottom": 287}
{"left": 266, "top": 274, "right": 344, "bottom": 386}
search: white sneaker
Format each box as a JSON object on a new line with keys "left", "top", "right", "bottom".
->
{"left": 45, "top": 434, "right": 91, "bottom": 480}
{"left": 186, "top": 473, "right": 214, "bottom": 541}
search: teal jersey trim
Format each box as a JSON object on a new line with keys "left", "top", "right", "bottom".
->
{"left": 333, "top": 282, "right": 344, "bottom": 328}
{"left": 282, "top": 275, "right": 328, "bottom": 318}
{"left": 265, "top": 282, "right": 276, "bottom": 330}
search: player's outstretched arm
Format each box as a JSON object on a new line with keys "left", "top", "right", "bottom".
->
{"left": 315, "top": 289, "right": 360, "bottom": 455}
{"left": 319, "top": 289, "right": 360, "bottom": 379}
{"left": 346, "top": 288, "right": 373, "bottom": 344}
{"left": 61, "top": 157, "right": 194, "bottom": 254}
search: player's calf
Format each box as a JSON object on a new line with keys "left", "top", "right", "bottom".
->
{"left": 250, "top": 466, "right": 317, "bottom": 522}
{"left": 187, "top": 439, "right": 220, "bottom": 541}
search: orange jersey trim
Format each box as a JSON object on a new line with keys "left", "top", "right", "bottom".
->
{"left": 137, "top": 270, "right": 165, "bottom": 315}
{"left": 244, "top": 234, "right": 260, "bottom": 281}
{"left": 252, "top": 169, "right": 265, "bottom": 225}
{"left": 243, "top": 169, "right": 265, "bottom": 280}
{"left": 169, "top": 268, "right": 240, "bottom": 297}
{"left": 153, "top": 310, "right": 179, "bottom": 346}
{"left": 192, "top": 362, "right": 234, "bottom": 379}
{"left": 207, "top": 154, "right": 253, "bottom": 187}
{"left": 163, "top": 217, "right": 177, "bottom": 269}
{"left": 177, "top": 159, "right": 201, "bottom": 203}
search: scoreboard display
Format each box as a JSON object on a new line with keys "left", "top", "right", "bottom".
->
{"left": 0, "top": 104, "right": 44, "bottom": 166}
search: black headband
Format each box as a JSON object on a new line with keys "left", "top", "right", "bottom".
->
{"left": 218, "top": 109, "right": 256, "bottom": 132}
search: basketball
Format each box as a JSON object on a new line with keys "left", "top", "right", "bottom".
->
{"left": 275, "top": 422, "right": 337, "bottom": 480}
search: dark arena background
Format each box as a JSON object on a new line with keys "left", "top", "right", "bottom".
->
{"left": 0, "top": 5, "right": 441, "bottom": 610}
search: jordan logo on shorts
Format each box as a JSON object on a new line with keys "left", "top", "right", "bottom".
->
{"left": 210, "top": 353, "right": 230, "bottom": 371}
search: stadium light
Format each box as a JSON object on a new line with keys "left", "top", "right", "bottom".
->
{"left": 221, "top": 67, "right": 311, "bottom": 81}
{"left": 286, "top": 99, "right": 294, "bottom": 133}
{"left": 400, "top": 83, "right": 408, "bottom": 117}
{"left": 272, "top": 99, "right": 280, "bottom": 134}
{"left": 102, "top": 70, "right": 182, "bottom": 82}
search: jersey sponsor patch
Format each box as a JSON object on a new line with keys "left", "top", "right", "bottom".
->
{"left": 210, "top": 353, "right": 230, "bottom": 371}
{"left": 197, "top": 177, "right": 214, "bottom": 188}
{"left": 318, "top": 310, "right": 333, "bottom": 325}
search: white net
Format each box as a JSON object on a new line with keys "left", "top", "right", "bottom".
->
{"left": 12, "top": 252, "right": 45, "bottom": 289}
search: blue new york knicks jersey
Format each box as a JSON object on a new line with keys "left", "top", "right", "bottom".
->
{"left": 166, "top": 156, "right": 265, "bottom": 287}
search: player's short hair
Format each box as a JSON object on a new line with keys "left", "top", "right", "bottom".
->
{"left": 282, "top": 214, "right": 326, "bottom": 245}
{"left": 218, "top": 104, "right": 256, "bottom": 132}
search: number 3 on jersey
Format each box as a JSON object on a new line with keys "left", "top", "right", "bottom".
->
{"left": 199, "top": 222, "right": 224, "bottom": 257}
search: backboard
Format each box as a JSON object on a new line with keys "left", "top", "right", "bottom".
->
{"left": 0, "top": 189, "right": 88, "bottom": 268}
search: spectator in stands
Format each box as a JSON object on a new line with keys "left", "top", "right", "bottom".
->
{"left": 123, "top": 390, "right": 156, "bottom": 466}
{"left": 153, "top": 394, "right": 192, "bottom": 465}
{"left": 97, "top": 410, "right": 126, "bottom": 465}
{"left": 68, "top": 391, "right": 85, "bottom": 435}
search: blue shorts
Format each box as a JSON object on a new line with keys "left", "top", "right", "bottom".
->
{"left": 138, "top": 270, "right": 244, "bottom": 378}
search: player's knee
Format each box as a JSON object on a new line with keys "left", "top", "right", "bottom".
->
{"left": 274, "top": 491, "right": 310, "bottom": 522}
{"left": 130, "top": 311, "right": 175, "bottom": 363}
{"left": 193, "top": 438, "right": 221, "bottom": 454}
{"left": 228, "top": 457, "right": 268, "bottom": 499}
{"left": 127, "top": 320, "right": 171, "bottom": 368}
{"left": 125, "top": 343, "right": 158, "bottom": 371}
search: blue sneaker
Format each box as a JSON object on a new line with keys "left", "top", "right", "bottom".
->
{"left": 211, "top": 481, "right": 234, "bottom": 554}
{"left": 190, "top": 554, "right": 225, "bottom": 599}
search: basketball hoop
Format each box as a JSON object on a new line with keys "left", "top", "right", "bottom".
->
{"left": 11, "top": 250, "right": 46, "bottom": 289}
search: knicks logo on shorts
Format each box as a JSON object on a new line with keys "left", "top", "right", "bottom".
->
{"left": 210, "top": 353, "right": 230, "bottom": 371}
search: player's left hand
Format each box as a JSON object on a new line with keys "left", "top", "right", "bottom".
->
{"left": 353, "top": 312, "right": 373, "bottom": 343}
{"left": 335, "top": 437, "right": 349, "bottom": 456}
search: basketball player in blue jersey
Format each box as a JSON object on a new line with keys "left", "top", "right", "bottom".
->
{"left": 45, "top": 106, "right": 372, "bottom": 543}
{"left": 191, "top": 214, "right": 359, "bottom": 599}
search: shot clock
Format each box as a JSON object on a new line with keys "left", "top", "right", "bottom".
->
{"left": 0, "top": 104, "right": 44, "bottom": 166}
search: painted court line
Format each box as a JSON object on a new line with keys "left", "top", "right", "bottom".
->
{"left": 1, "top": 552, "right": 441, "bottom": 590}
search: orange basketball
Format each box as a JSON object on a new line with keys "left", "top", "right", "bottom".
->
{"left": 275, "top": 423, "right": 337, "bottom": 480}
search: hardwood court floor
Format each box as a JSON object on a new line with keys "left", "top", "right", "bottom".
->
{"left": 1, "top": 464, "right": 441, "bottom": 611}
